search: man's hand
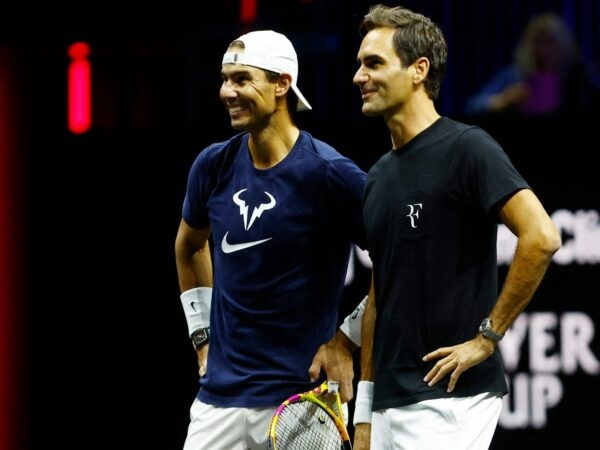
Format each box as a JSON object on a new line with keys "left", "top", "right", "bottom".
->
{"left": 353, "top": 423, "right": 371, "bottom": 450}
{"left": 308, "top": 331, "right": 357, "bottom": 402}
{"left": 422, "top": 336, "right": 495, "bottom": 392}
{"left": 196, "top": 344, "right": 209, "bottom": 377}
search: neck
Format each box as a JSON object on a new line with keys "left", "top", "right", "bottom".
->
{"left": 248, "top": 116, "right": 299, "bottom": 169}
{"left": 387, "top": 94, "right": 440, "bottom": 149}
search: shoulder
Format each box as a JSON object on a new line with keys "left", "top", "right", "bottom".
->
{"left": 298, "top": 131, "right": 343, "bottom": 159}
{"left": 299, "top": 131, "right": 364, "bottom": 170}
{"left": 296, "top": 131, "right": 366, "bottom": 191}
{"left": 192, "top": 133, "right": 247, "bottom": 169}
{"left": 433, "top": 119, "right": 511, "bottom": 176}
{"left": 440, "top": 118, "right": 501, "bottom": 150}
{"left": 198, "top": 132, "right": 246, "bottom": 159}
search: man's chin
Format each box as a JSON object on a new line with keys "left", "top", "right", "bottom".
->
{"left": 361, "top": 105, "right": 380, "bottom": 117}
{"left": 230, "top": 121, "right": 247, "bottom": 131}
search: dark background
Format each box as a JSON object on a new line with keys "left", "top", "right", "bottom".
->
{"left": 1, "top": 1, "right": 599, "bottom": 449}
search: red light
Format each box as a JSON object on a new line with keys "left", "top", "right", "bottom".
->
{"left": 67, "top": 41, "right": 92, "bottom": 134}
{"left": 240, "top": 0, "right": 257, "bottom": 24}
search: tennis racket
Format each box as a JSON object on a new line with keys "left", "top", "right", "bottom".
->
{"left": 268, "top": 380, "right": 352, "bottom": 450}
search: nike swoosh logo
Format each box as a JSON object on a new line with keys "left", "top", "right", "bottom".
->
{"left": 221, "top": 232, "right": 272, "bottom": 254}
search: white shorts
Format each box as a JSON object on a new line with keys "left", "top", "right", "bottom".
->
{"left": 371, "top": 392, "right": 503, "bottom": 450}
{"left": 182, "top": 398, "right": 275, "bottom": 450}
{"left": 182, "top": 397, "right": 350, "bottom": 450}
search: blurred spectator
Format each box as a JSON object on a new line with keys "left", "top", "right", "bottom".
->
{"left": 465, "top": 12, "right": 600, "bottom": 117}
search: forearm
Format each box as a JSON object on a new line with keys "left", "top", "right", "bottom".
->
{"left": 176, "top": 243, "right": 213, "bottom": 291}
{"left": 175, "top": 221, "right": 213, "bottom": 291}
{"left": 360, "top": 279, "right": 376, "bottom": 381}
{"left": 329, "top": 328, "right": 359, "bottom": 354}
{"left": 353, "top": 279, "right": 376, "bottom": 428}
{"left": 492, "top": 233, "right": 559, "bottom": 333}
{"left": 175, "top": 220, "right": 214, "bottom": 338}
{"left": 493, "top": 189, "right": 561, "bottom": 334}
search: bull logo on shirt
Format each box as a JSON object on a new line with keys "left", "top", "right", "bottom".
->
{"left": 233, "top": 188, "right": 276, "bottom": 230}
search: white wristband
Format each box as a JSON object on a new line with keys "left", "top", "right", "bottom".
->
{"left": 180, "top": 287, "right": 212, "bottom": 337}
{"left": 339, "top": 295, "right": 367, "bottom": 347}
{"left": 353, "top": 380, "right": 374, "bottom": 426}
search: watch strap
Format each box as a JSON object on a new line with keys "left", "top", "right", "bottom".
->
{"left": 479, "top": 318, "right": 504, "bottom": 342}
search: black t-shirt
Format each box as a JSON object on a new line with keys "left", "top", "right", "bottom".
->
{"left": 363, "top": 117, "right": 529, "bottom": 409}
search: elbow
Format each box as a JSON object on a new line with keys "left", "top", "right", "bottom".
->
{"left": 549, "top": 232, "right": 562, "bottom": 256}
{"left": 520, "top": 219, "right": 562, "bottom": 262}
{"left": 539, "top": 225, "right": 562, "bottom": 259}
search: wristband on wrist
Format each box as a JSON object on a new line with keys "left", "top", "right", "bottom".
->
{"left": 180, "top": 287, "right": 212, "bottom": 337}
{"left": 353, "top": 380, "right": 374, "bottom": 426}
{"left": 339, "top": 295, "right": 367, "bottom": 347}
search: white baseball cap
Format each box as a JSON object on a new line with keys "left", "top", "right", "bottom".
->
{"left": 222, "top": 30, "right": 312, "bottom": 112}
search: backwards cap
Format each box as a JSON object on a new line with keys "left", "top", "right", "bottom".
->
{"left": 222, "top": 30, "right": 312, "bottom": 112}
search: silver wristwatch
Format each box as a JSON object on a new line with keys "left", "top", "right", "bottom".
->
{"left": 191, "top": 327, "right": 210, "bottom": 350}
{"left": 478, "top": 318, "right": 504, "bottom": 342}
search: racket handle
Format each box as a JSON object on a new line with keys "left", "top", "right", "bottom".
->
{"left": 328, "top": 380, "right": 339, "bottom": 394}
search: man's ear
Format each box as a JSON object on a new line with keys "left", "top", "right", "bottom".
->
{"left": 412, "top": 57, "right": 430, "bottom": 84}
{"left": 276, "top": 73, "right": 292, "bottom": 97}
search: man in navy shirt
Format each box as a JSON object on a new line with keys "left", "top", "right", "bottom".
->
{"left": 175, "top": 29, "right": 367, "bottom": 449}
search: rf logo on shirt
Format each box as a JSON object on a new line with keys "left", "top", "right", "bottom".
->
{"left": 406, "top": 203, "right": 423, "bottom": 228}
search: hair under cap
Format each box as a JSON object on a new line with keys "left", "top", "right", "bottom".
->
{"left": 222, "top": 30, "right": 312, "bottom": 111}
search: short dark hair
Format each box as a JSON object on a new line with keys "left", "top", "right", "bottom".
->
{"left": 360, "top": 4, "right": 447, "bottom": 100}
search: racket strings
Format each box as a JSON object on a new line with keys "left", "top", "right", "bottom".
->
{"left": 273, "top": 401, "right": 342, "bottom": 450}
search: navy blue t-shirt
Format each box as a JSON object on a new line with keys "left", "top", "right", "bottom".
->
{"left": 183, "top": 131, "right": 366, "bottom": 407}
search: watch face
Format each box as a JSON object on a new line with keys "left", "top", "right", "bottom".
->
{"left": 192, "top": 328, "right": 209, "bottom": 349}
{"left": 479, "top": 318, "right": 502, "bottom": 341}
{"left": 480, "top": 318, "right": 492, "bottom": 331}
